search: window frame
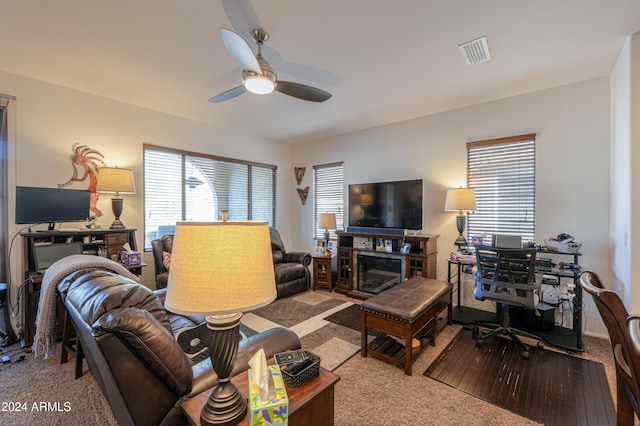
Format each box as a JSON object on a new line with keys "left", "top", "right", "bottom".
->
{"left": 466, "top": 133, "right": 536, "bottom": 245}
{"left": 313, "top": 162, "right": 344, "bottom": 241}
{"left": 143, "top": 143, "right": 277, "bottom": 250}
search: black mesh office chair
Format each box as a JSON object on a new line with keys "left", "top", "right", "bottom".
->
{"left": 472, "top": 245, "right": 543, "bottom": 359}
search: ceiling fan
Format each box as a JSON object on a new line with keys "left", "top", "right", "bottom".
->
{"left": 209, "top": 28, "right": 332, "bottom": 103}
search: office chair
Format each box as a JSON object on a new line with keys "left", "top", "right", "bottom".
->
{"left": 472, "top": 245, "right": 543, "bottom": 359}
{"left": 580, "top": 271, "right": 639, "bottom": 426}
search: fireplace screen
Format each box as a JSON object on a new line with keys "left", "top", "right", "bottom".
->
{"left": 357, "top": 254, "right": 402, "bottom": 294}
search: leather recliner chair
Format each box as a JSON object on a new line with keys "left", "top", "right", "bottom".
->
{"left": 152, "top": 230, "right": 311, "bottom": 298}
{"left": 151, "top": 234, "right": 173, "bottom": 289}
{"left": 57, "top": 268, "right": 301, "bottom": 426}
{"left": 269, "top": 227, "right": 311, "bottom": 298}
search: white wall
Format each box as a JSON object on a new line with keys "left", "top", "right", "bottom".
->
{"left": 292, "top": 77, "right": 611, "bottom": 337}
{"left": 632, "top": 33, "right": 640, "bottom": 313}
{"left": 1, "top": 70, "right": 294, "bottom": 334}
{"left": 610, "top": 37, "right": 632, "bottom": 305}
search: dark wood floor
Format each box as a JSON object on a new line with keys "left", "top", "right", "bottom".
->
{"left": 425, "top": 328, "right": 616, "bottom": 425}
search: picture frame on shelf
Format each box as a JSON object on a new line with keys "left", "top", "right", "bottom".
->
{"left": 400, "top": 243, "right": 411, "bottom": 254}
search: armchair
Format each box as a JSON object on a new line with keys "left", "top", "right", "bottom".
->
{"left": 270, "top": 227, "right": 311, "bottom": 298}
{"left": 472, "top": 245, "right": 543, "bottom": 359}
{"left": 57, "top": 268, "right": 301, "bottom": 426}
{"left": 151, "top": 234, "right": 174, "bottom": 289}
{"left": 153, "top": 230, "right": 311, "bottom": 299}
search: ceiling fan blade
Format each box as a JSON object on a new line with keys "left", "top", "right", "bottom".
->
{"left": 208, "top": 85, "right": 247, "bottom": 103}
{"left": 220, "top": 27, "right": 261, "bottom": 74}
{"left": 275, "top": 81, "right": 332, "bottom": 102}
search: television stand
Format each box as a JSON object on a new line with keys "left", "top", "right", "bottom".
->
{"left": 334, "top": 230, "right": 439, "bottom": 299}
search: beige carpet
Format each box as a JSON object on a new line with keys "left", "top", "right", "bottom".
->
{"left": 0, "top": 290, "right": 619, "bottom": 425}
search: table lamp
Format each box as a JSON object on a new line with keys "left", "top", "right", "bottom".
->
{"left": 164, "top": 220, "right": 276, "bottom": 426}
{"left": 96, "top": 167, "right": 136, "bottom": 229}
{"left": 319, "top": 212, "right": 336, "bottom": 255}
{"left": 444, "top": 187, "right": 476, "bottom": 247}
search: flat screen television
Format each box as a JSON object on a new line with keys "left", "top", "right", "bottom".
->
{"left": 16, "top": 186, "right": 91, "bottom": 229}
{"left": 348, "top": 179, "right": 423, "bottom": 230}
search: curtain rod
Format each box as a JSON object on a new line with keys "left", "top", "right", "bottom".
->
{"left": 0, "top": 93, "right": 16, "bottom": 100}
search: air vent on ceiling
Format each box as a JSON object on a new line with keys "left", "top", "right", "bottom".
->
{"left": 458, "top": 36, "right": 491, "bottom": 65}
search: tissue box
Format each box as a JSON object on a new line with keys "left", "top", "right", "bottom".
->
{"left": 248, "top": 365, "right": 289, "bottom": 425}
{"left": 120, "top": 251, "right": 141, "bottom": 266}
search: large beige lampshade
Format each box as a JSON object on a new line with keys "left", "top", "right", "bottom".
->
{"left": 165, "top": 221, "right": 277, "bottom": 316}
{"left": 319, "top": 212, "right": 337, "bottom": 230}
{"left": 96, "top": 167, "right": 136, "bottom": 194}
{"left": 444, "top": 187, "right": 476, "bottom": 212}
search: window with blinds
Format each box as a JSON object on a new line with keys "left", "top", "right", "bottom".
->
{"left": 466, "top": 134, "right": 535, "bottom": 245}
{"left": 143, "top": 144, "right": 276, "bottom": 250}
{"left": 313, "top": 162, "right": 344, "bottom": 240}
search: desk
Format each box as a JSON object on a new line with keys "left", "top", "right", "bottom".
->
{"left": 448, "top": 249, "right": 584, "bottom": 352}
{"left": 181, "top": 366, "right": 340, "bottom": 426}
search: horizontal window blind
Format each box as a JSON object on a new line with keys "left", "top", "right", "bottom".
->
{"left": 143, "top": 145, "right": 276, "bottom": 250}
{"left": 313, "top": 162, "right": 344, "bottom": 240}
{"left": 467, "top": 134, "right": 535, "bottom": 245}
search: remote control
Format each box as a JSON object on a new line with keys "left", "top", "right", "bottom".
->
{"left": 285, "top": 358, "right": 314, "bottom": 375}
{"left": 274, "top": 349, "right": 308, "bottom": 366}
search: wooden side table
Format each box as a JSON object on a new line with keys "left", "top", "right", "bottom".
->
{"left": 181, "top": 366, "right": 340, "bottom": 426}
{"left": 312, "top": 255, "right": 333, "bottom": 291}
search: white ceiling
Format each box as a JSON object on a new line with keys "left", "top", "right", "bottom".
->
{"left": 1, "top": 0, "right": 639, "bottom": 144}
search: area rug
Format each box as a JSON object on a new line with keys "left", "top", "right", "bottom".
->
{"left": 424, "top": 328, "right": 616, "bottom": 425}
{"left": 246, "top": 292, "right": 362, "bottom": 371}
{"left": 324, "top": 303, "right": 363, "bottom": 332}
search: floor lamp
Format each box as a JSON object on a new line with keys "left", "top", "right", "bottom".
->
{"left": 444, "top": 187, "right": 476, "bottom": 247}
{"left": 96, "top": 167, "right": 136, "bottom": 229}
{"left": 164, "top": 219, "right": 277, "bottom": 426}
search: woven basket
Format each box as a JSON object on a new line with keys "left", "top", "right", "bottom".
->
{"left": 281, "top": 351, "right": 321, "bottom": 387}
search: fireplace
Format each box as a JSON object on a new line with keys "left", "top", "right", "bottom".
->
{"left": 357, "top": 254, "right": 402, "bottom": 295}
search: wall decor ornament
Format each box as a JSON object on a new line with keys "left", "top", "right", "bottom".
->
{"left": 294, "top": 167, "right": 306, "bottom": 185}
{"left": 297, "top": 186, "right": 310, "bottom": 205}
{"left": 58, "top": 143, "right": 106, "bottom": 217}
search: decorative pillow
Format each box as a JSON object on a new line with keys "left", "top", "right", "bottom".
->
{"left": 162, "top": 251, "right": 171, "bottom": 270}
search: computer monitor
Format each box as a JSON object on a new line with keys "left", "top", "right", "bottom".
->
{"left": 493, "top": 234, "right": 523, "bottom": 249}
{"left": 33, "top": 242, "right": 83, "bottom": 272}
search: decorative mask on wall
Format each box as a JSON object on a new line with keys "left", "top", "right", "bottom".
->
{"left": 58, "top": 143, "right": 106, "bottom": 217}
{"left": 297, "top": 186, "right": 310, "bottom": 205}
{"left": 294, "top": 167, "right": 306, "bottom": 185}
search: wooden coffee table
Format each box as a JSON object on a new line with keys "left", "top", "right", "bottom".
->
{"left": 181, "top": 366, "right": 340, "bottom": 426}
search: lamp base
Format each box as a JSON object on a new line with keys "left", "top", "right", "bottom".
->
{"left": 454, "top": 235, "right": 468, "bottom": 247}
{"left": 454, "top": 213, "right": 468, "bottom": 247}
{"left": 109, "top": 196, "right": 126, "bottom": 230}
{"left": 109, "top": 219, "right": 126, "bottom": 230}
{"left": 201, "top": 313, "right": 247, "bottom": 426}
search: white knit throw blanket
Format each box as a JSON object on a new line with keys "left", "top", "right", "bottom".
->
{"left": 32, "top": 254, "right": 139, "bottom": 359}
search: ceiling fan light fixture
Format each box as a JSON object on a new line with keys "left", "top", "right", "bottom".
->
{"left": 244, "top": 75, "right": 275, "bottom": 94}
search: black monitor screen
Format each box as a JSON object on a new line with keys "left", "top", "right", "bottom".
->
{"left": 16, "top": 186, "right": 91, "bottom": 225}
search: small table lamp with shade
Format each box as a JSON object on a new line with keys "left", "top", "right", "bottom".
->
{"left": 318, "top": 212, "right": 336, "bottom": 255}
{"left": 164, "top": 219, "right": 277, "bottom": 426}
{"left": 444, "top": 187, "right": 476, "bottom": 247}
{"left": 96, "top": 166, "right": 136, "bottom": 230}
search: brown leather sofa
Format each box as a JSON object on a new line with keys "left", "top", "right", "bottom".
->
{"left": 57, "top": 268, "right": 301, "bottom": 426}
{"left": 152, "top": 229, "right": 310, "bottom": 298}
